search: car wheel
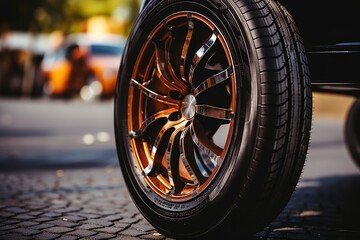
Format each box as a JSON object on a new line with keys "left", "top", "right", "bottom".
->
{"left": 345, "top": 98, "right": 360, "bottom": 169}
{"left": 114, "top": 0, "right": 312, "bottom": 238}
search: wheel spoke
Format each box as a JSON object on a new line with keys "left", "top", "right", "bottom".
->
{"left": 131, "top": 78, "right": 179, "bottom": 106}
{"left": 154, "top": 39, "right": 187, "bottom": 93}
{"left": 136, "top": 108, "right": 178, "bottom": 137}
{"left": 194, "top": 67, "right": 233, "bottom": 96}
{"left": 195, "top": 104, "right": 234, "bottom": 121}
{"left": 180, "top": 19, "right": 194, "bottom": 82}
{"left": 166, "top": 127, "right": 186, "bottom": 194}
{"left": 180, "top": 126, "right": 207, "bottom": 184}
{"left": 190, "top": 121, "right": 222, "bottom": 167}
{"left": 189, "top": 33, "right": 217, "bottom": 85}
{"left": 143, "top": 118, "right": 186, "bottom": 176}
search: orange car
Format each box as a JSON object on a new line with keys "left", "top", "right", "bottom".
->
{"left": 40, "top": 34, "right": 125, "bottom": 100}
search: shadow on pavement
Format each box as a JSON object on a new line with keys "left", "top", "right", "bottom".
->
{"left": 255, "top": 174, "right": 360, "bottom": 239}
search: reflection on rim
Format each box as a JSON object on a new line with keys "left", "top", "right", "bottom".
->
{"left": 127, "top": 12, "right": 236, "bottom": 202}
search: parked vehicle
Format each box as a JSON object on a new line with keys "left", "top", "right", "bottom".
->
{"left": 114, "top": 0, "right": 360, "bottom": 238}
{"left": 0, "top": 32, "right": 51, "bottom": 97}
{"left": 41, "top": 33, "right": 125, "bottom": 100}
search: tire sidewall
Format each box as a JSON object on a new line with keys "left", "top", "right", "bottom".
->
{"left": 115, "top": 0, "right": 259, "bottom": 236}
{"left": 345, "top": 99, "right": 360, "bottom": 168}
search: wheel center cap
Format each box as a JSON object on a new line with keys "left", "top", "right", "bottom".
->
{"left": 181, "top": 94, "right": 196, "bottom": 120}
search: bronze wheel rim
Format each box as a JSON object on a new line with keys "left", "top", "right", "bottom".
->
{"left": 127, "top": 12, "right": 236, "bottom": 203}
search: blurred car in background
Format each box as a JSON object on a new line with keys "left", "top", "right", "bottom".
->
{"left": 40, "top": 33, "right": 125, "bottom": 100}
{"left": 0, "top": 32, "right": 51, "bottom": 98}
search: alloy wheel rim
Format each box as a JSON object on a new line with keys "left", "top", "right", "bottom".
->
{"left": 127, "top": 12, "right": 237, "bottom": 203}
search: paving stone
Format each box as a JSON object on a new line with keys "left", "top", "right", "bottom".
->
{"left": 31, "top": 223, "right": 55, "bottom": 230}
{"left": 82, "top": 219, "right": 113, "bottom": 227}
{"left": 26, "top": 204, "right": 49, "bottom": 211}
{"left": 96, "top": 226, "right": 123, "bottom": 234}
{"left": 73, "top": 213, "right": 100, "bottom": 219}
{"left": 1, "top": 157, "right": 360, "bottom": 240}
{"left": 61, "top": 215, "right": 87, "bottom": 222}
{"left": 113, "top": 236, "right": 144, "bottom": 240}
{"left": 120, "top": 227, "right": 144, "bottom": 237}
{"left": 53, "top": 207, "right": 82, "bottom": 214}
{"left": 55, "top": 235, "right": 79, "bottom": 240}
{"left": 32, "top": 232, "right": 60, "bottom": 240}
{"left": 78, "top": 224, "right": 103, "bottom": 230}
{"left": 13, "top": 214, "right": 36, "bottom": 220}
{"left": 33, "top": 217, "right": 54, "bottom": 223}
{"left": 46, "top": 219, "right": 79, "bottom": 227}
{"left": 112, "top": 222, "right": 129, "bottom": 231}
{"left": 27, "top": 211, "right": 44, "bottom": 216}
{"left": 139, "top": 232, "right": 169, "bottom": 239}
{"left": 68, "top": 229, "right": 97, "bottom": 237}
{"left": 4, "top": 207, "right": 29, "bottom": 214}
{"left": 13, "top": 227, "right": 41, "bottom": 236}
{"left": 44, "top": 226, "right": 74, "bottom": 234}
{"left": 98, "top": 214, "right": 123, "bottom": 222}
{"left": 0, "top": 211, "right": 16, "bottom": 218}
{"left": 0, "top": 233, "right": 31, "bottom": 240}
{"left": 0, "top": 225, "right": 18, "bottom": 231}
{"left": 15, "top": 221, "right": 40, "bottom": 228}
{"left": 0, "top": 219, "right": 21, "bottom": 225}
{"left": 118, "top": 218, "right": 140, "bottom": 224}
{"left": 133, "top": 223, "right": 156, "bottom": 232}
{"left": 87, "top": 232, "right": 115, "bottom": 240}
{"left": 42, "top": 212, "right": 63, "bottom": 218}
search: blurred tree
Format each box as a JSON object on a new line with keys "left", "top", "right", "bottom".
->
{"left": 0, "top": 0, "right": 141, "bottom": 35}
{"left": 0, "top": 0, "right": 43, "bottom": 32}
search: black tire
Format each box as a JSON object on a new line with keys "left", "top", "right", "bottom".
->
{"left": 114, "top": 0, "right": 312, "bottom": 238}
{"left": 345, "top": 98, "right": 360, "bottom": 169}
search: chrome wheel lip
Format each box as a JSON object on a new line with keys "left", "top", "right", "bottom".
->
{"left": 127, "top": 11, "right": 237, "bottom": 204}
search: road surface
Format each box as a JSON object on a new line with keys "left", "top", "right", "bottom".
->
{"left": 0, "top": 98, "right": 360, "bottom": 239}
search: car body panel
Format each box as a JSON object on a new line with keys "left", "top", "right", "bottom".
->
{"left": 278, "top": 0, "right": 360, "bottom": 92}
{"left": 89, "top": 55, "right": 120, "bottom": 97}
{"left": 140, "top": 0, "right": 360, "bottom": 93}
{"left": 278, "top": 1, "right": 359, "bottom": 47}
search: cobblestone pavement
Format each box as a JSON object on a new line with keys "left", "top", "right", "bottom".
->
{"left": 1, "top": 120, "right": 360, "bottom": 240}
{"left": 0, "top": 167, "right": 167, "bottom": 240}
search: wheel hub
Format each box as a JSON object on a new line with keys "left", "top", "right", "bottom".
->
{"left": 181, "top": 94, "right": 196, "bottom": 120}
